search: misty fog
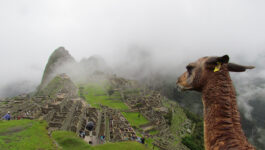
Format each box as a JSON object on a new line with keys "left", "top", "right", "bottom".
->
{"left": 0, "top": 0, "right": 265, "bottom": 133}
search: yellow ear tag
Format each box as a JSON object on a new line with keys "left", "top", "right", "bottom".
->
{"left": 214, "top": 62, "right": 222, "bottom": 72}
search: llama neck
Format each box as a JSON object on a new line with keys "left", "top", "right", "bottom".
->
{"left": 201, "top": 71, "right": 252, "bottom": 150}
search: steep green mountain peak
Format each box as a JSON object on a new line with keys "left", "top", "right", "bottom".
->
{"left": 39, "top": 47, "right": 76, "bottom": 90}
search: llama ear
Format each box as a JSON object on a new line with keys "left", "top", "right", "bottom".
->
{"left": 218, "top": 55, "right": 229, "bottom": 63}
{"left": 206, "top": 55, "right": 229, "bottom": 72}
{"left": 207, "top": 55, "right": 230, "bottom": 64}
{"left": 228, "top": 63, "right": 255, "bottom": 72}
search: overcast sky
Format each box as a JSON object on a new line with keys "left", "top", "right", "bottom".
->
{"left": 0, "top": 0, "right": 265, "bottom": 97}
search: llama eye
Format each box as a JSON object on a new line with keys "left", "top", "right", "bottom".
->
{"left": 186, "top": 66, "right": 193, "bottom": 74}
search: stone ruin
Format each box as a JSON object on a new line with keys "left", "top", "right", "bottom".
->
{"left": 0, "top": 75, "right": 192, "bottom": 150}
{"left": 0, "top": 83, "right": 138, "bottom": 146}
{"left": 80, "top": 105, "right": 137, "bottom": 144}
{"left": 104, "top": 106, "right": 137, "bottom": 142}
{"left": 0, "top": 94, "right": 43, "bottom": 120}
{"left": 107, "top": 76, "right": 192, "bottom": 150}
{"left": 123, "top": 91, "right": 168, "bottom": 129}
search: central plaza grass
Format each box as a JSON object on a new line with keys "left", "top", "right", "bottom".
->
{"left": 94, "top": 141, "right": 150, "bottom": 150}
{"left": 52, "top": 131, "right": 150, "bottom": 150}
{"left": 79, "top": 82, "right": 128, "bottom": 110}
{"left": 148, "top": 130, "right": 159, "bottom": 135}
{"left": 0, "top": 120, "right": 151, "bottom": 150}
{"left": 121, "top": 112, "right": 149, "bottom": 128}
{"left": 0, "top": 119, "right": 57, "bottom": 150}
{"left": 135, "top": 131, "right": 159, "bottom": 150}
{"left": 52, "top": 131, "right": 91, "bottom": 150}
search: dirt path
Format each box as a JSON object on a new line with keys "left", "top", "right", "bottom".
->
{"left": 142, "top": 125, "right": 154, "bottom": 132}
{"left": 84, "top": 135, "right": 100, "bottom": 145}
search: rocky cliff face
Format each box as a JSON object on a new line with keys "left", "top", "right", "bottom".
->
{"left": 39, "top": 47, "right": 111, "bottom": 89}
{"left": 39, "top": 47, "right": 76, "bottom": 90}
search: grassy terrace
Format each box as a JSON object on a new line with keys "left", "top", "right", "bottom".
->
{"left": 148, "top": 130, "right": 159, "bottom": 135}
{"left": 79, "top": 82, "right": 150, "bottom": 128}
{"left": 162, "top": 99, "right": 187, "bottom": 135}
{"left": 52, "top": 131, "right": 150, "bottom": 150}
{"left": 135, "top": 131, "right": 159, "bottom": 150}
{"left": 80, "top": 82, "right": 149, "bottom": 122}
{"left": 161, "top": 98, "right": 196, "bottom": 148}
{"left": 94, "top": 141, "right": 150, "bottom": 150}
{"left": 79, "top": 82, "right": 129, "bottom": 110}
{"left": 79, "top": 81, "right": 154, "bottom": 149}
{"left": 0, "top": 120, "right": 150, "bottom": 150}
{"left": 52, "top": 131, "right": 91, "bottom": 150}
{"left": 121, "top": 112, "right": 149, "bottom": 128}
{"left": 0, "top": 120, "right": 56, "bottom": 150}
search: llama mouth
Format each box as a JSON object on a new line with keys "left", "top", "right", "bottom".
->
{"left": 176, "top": 84, "right": 193, "bottom": 92}
{"left": 176, "top": 84, "right": 183, "bottom": 92}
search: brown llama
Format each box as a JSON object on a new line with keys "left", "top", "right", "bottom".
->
{"left": 176, "top": 55, "right": 255, "bottom": 150}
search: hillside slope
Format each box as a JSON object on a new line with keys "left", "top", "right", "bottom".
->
{"left": 0, "top": 48, "right": 205, "bottom": 150}
{"left": 39, "top": 47, "right": 76, "bottom": 90}
{"left": 0, "top": 120, "right": 57, "bottom": 150}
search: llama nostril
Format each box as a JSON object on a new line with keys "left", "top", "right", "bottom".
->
{"left": 176, "top": 84, "right": 183, "bottom": 92}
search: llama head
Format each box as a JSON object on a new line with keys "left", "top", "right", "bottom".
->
{"left": 176, "top": 55, "right": 255, "bottom": 92}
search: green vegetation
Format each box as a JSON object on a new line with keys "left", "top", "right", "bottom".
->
{"left": 145, "top": 138, "right": 154, "bottom": 148}
{"left": 107, "top": 86, "right": 114, "bottom": 97}
{"left": 135, "top": 103, "right": 143, "bottom": 118}
{"left": 121, "top": 112, "right": 149, "bottom": 128}
{"left": 94, "top": 141, "right": 150, "bottom": 150}
{"left": 52, "top": 130, "right": 150, "bottom": 150}
{"left": 79, "top": 86, "right": 85, "bottom": 99}
{"left": 79, "top": 82, "right": 128, "bottom": 110}
{"left": 37, "top": 75, "right": 77, "bottom": 98}
{"left": 161, "top": 98, "right": 194, "bottom": 149}
{"left": 163, "top": 100, "right": 187, "bottom": 135}
{"left": 148, "top": 130, "right": 159, "bottom": 135}
{"left": 182, "top": 109, "right": 204, "bottom": 150}
{"left": 0, "top": 120, "right": 56, "bottom": 150}
{"left": 52, "top": 131, "right": 91, "bottom": 150}
{"left": 135, "top": 132, "right": 159, "bottom": 150}
{"left": 38, "top": 76, "right": 63, "bottom": 96}
{"left": 167, "top": 86, "right": 206, "bottom": 149}
{"left": 0, "top": 122, "right": 151, "bottom": 150}
{"left": 164, "top": 109, "right": 173, "bottom": 125}
{"left": 39, "top": 46, "right": 74, "bottom": 90}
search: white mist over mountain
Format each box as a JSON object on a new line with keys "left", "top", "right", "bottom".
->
{"left": 0, "top": 1, "right": 265, "bottom": 116}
